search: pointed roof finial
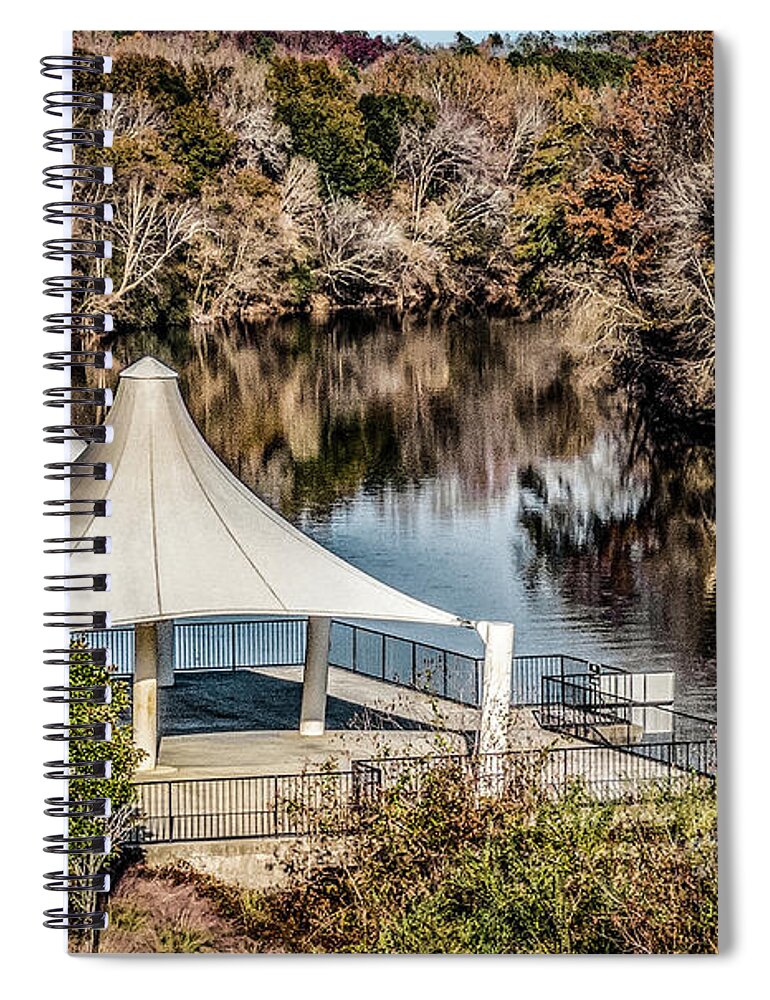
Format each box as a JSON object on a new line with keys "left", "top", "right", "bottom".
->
{"left": 120, "top": 356, "right": 179, "bottom": 380}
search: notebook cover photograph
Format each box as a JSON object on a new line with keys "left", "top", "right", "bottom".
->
{"left": 53, "top": 29, "right": 716, "bottom": 953}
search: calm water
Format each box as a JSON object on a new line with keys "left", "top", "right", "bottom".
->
{"left": 114, "top": 312, "right": 716, "bottom": 716}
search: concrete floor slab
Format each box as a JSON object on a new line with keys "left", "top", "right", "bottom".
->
{"left": 146, "top": 728, "right": 467, "bottom": 780}
{"left": 143, "top": 665, "right": 567, "bottom": 781}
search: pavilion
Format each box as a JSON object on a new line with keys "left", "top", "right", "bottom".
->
{"left": 67, "top": 357, "right": 515, "bottom": 769}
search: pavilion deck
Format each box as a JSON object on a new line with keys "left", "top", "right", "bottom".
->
{"left": 130, "top": 664, "right": 712, "bottom": 847}
{"left": 143, "top": 664, "right": 559, "bottom": 780}
{"left": 138, "top": 664, "right": 684, "bottom": 790}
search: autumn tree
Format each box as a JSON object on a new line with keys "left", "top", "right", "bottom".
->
{"left": 68, "top": 29, "right": 715, "bottom": 420}
{"left": 565, "top": 32, "right": 714, "bottom": 422}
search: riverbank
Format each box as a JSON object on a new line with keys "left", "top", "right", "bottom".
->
{"left": 73, "top": 30, "right": 713, "bottom": 424}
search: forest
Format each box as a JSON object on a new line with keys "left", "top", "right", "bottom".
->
{"left": 72, "top": 30, "right": 714, "bottom": 428}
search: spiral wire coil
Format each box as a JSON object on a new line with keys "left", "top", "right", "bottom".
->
{"left": 42, "top": 53, "right": 114, "bottom": 932}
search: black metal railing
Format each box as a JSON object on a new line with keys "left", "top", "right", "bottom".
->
{"left": 355, "top": 743, "right": 717, "bottom": 796}
{"left": 76, "top": 622, "right": 687, "bottom": 746}
{"left": 131, "top": 741, "right": 716, "bottom": 845}
{"left": 539, "top": 674, "right": 634, "bottom": 742}
{"left": 131, "top": 769, "right": 355, "bottom": 843}
{"left": 511, "top": 653, "right": 639, "bottom": 706}
{"left": 538, "top": 674, "right": 716, "bottom": 776}
{"left": 77, "top": 618, "right": 484, "bottom": 706}
{"left": 328, "top": 620, "right": 483, "bottom": 707}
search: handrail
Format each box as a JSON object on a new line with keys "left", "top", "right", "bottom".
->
{"left": 331, "top": 618, "right": 483, "bottom": 665}
{"left": 542, "top": 674, "right": 716, "bottom": 728}
{"left": 129, "top": 739, "right": 717, "bottom": 845}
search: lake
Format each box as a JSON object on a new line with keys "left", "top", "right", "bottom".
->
{"left": 116, "top": 311, "right": 716, "bottom": 717}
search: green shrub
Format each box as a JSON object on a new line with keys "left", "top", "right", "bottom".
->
{"left": 164, "top": 104, "right": 236, "bottom": 194}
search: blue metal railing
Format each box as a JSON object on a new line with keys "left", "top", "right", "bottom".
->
{"left": 174, "top": 619, "right": 306, "bottom": 671}
{"left": 77, "top": 618, "right": 306, "bottom": 676}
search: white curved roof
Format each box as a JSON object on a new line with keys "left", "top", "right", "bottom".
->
{"left": 68, "top": 356, "right": 466, "bottom": 628}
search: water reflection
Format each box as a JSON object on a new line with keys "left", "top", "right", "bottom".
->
{"left": 108, "top": 312, "right": 716, "bottom": 715}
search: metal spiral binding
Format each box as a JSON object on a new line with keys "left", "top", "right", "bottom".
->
{"left": 43, "top": 164, "right": 114, "bottom": 189}
{"left": 42, "top": 53, "right": 114, "bottom": 933}
{"left": 43, "top": 350, "right": 113, "bottom": 369}
{"left": 44, "top": 275, "right": 113, "bottom": 297}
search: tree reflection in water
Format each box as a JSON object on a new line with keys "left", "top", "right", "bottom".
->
{"left": 110, "top": 312, "right": 716, "bottom": 715}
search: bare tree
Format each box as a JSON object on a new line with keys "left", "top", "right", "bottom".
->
{"left": 394, "top": 108, "right": 491, "bottom": 234}
{"left": 314, "top": 198, "right": 403, "bottom": 301}
{"left": 501, "top": 89, "right": 554, "bottom": 182}
{"left": 108, "top": 177, "right": 203, "bottom": 307}
{"left": 217, "top": 103, "right": 291, "bottom": 178}
{"left": 102, "top": 95, "right": 164, "bottom": 139}
{"left": 279, "top": 156, "right": 321, "bottom": 249}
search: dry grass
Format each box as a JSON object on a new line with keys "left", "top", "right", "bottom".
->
{"left": 86, "top": 866, "right": 253, "bottom": 953}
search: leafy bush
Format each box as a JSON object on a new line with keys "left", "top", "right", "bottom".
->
{"left": 235, "top": 766, "right": 717, "bottom": 953}
{"left": 68, "top": 638, "right": 146, "bottom": 850}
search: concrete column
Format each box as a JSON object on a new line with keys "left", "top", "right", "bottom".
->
{"left": 477, "top": 621, "right": 515, "bottom": 758}
{"left": 133, "top": 621, "right": 165, "bottom": 770}
{"left": 300, "top": 616, "right": 331, "bottom": 736}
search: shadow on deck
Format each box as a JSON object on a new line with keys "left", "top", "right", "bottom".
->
{"left": 147, "top": 665, "right": 482, "bottom": 779}
{"left": 159, "top": 668, "right": 424, "bottom": 737}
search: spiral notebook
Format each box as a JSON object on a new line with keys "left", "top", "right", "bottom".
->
{"left": 42, "top": 30, "right": 717, "bottom": 954}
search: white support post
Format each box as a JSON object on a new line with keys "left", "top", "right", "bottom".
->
{"left": 156, "top": 619, "right": 175, "bottom": 689}
{"left": 300, "top": 616, "right": 331, "bottom": 736}
{"left": 133, "top": 621, "right": 164, "bottom": 770}
{"left": 477, "top": 621, "right": 515, "bottom": 760}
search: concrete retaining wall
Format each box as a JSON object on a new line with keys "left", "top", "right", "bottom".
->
{"left": 144, "top": 835, "right": 348, "bottom": 892}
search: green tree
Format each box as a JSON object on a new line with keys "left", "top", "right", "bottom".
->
{"left": 109, "top": 53, "right": 192, "bottom": 109}
{"left": 512, "top": 98, "right": 595, "bottom": 297}
{"left": 507, "top": 45, "right": 632, "bottom": 89}
{"left": 358, "top": 92, "right": 434, "bottom": 165}
{"left": 267, "top": 57, "right": 389, "bottom": 196}
{"left": 453, "top": 33, "right": 479, "bottom": 55}
{"left": 164, "top": 104, "right": 236, "bottom": 194}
